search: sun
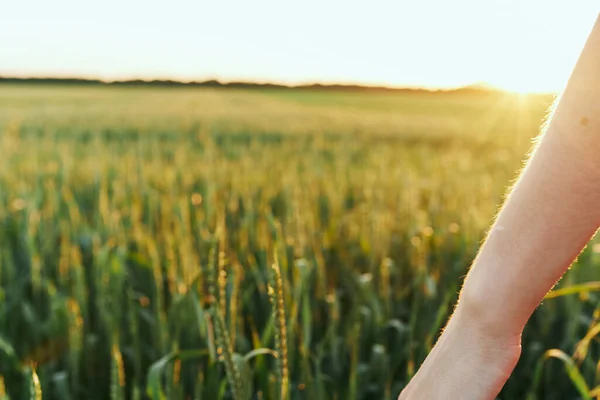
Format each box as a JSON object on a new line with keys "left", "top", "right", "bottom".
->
{"left": 492, "top": 76, "right": 563, "bottom": 95}
{"left": 484, "top": 52, "right": 581, "bottom": 95}
{"left": 506, "top": 85, "right": 543, "bottom": 96}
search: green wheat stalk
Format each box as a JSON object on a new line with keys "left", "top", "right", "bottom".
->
{"left": 269, "top": 253, "right": 289, "bottom": 400}
{"left": 208, "top": 238, "right": 244, "bottom": 399}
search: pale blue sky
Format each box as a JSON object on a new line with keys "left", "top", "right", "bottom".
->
{"left": 1, "top": 0, "right": 599, "bottom": 91}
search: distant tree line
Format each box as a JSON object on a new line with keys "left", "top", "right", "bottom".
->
{"left": 0, "top": 76, "right": 514, "bottom": 95}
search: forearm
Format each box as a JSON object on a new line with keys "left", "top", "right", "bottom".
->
{"left": 460, "top": 15, "right": 600, "bottom": 338}
{"left": 460, "top": 131, "right": 600, "bottom": 337}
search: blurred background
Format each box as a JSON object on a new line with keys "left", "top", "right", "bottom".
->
{"left": 1, "top": 1, "right": 600, "bottom": 399}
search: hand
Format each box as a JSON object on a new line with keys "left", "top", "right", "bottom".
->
{"left": 398, "top": 306, "right": 522, "bottom": 400}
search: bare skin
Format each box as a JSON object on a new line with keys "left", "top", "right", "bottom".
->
{"left": 400, "top": 14, "right": 600, "bottom": 400}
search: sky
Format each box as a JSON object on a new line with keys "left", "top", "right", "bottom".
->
{"left": 1, "top": 0, "right": 599, "bottom": 93}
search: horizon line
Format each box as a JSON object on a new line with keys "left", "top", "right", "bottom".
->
{"left": 0, "top": 75, "right": 557, "bottom": 95}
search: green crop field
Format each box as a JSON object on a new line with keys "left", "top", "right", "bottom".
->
{"left": 1, "top": 84, "right": 600, "bottom": 399}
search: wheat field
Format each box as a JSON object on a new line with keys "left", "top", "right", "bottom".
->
{"left": 1, "top": 84, "right": 600, "bottom": 399}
